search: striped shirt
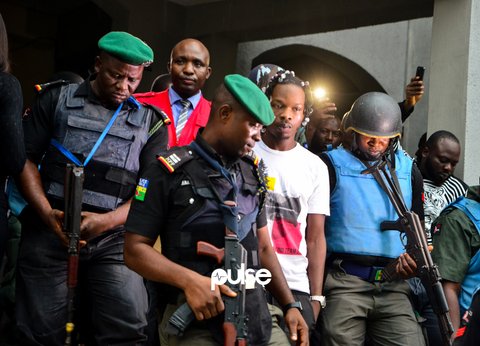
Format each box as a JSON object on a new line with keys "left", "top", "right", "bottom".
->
{"left": 424, "top": 175, "right": 468, "bottom": 243}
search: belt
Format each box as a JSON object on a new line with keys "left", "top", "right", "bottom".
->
{"left": 339, "top": 260, "right": 385, "bottom": 282}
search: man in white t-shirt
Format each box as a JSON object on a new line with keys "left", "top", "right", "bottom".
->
{"left": 254, "top": 70, "right": 330, "bottom": 339}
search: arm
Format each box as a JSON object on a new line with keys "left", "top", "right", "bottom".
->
{"left": 18, "top": 159, "right": 68, "bottom": 245}
{"left": 443, "top": 281, "right": 461, "bottom": 334}
{"left": 306, "top": 213, "right": 326, "bottom": 321}
{"left": 257, "top": 226, "right": 309, "bottom": 345}
{"left": 80, "top": 199, "right": 132, "bottom": 241}
{"left": 400, "top": 77, "right": 425, "bottom": 122}
{"left": 124, "top": 232, "right": 235, "bottom": 321}
{"left": 314, "top": 98, "right": 337, "bottom": 117}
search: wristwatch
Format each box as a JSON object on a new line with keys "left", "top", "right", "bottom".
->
{"left": 310, "top": 295, "right": 327, "bottom": 309}
{"left": 283, "top": 301, "right": 303, "bottom": 314}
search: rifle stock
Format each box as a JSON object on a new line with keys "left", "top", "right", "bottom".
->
{"left": 63, "top": 164, "right": 84, "bottom": 346}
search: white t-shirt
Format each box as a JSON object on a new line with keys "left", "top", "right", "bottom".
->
{"left": 254, "top": 141, "right": 330, "bottom": 293}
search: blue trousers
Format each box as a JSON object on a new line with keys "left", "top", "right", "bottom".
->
{"left": 16, "top": 220, "right": 148, "bottom": 346}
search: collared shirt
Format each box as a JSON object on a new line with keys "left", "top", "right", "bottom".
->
{"left": 168, "top": 87, "right": 201, "bottom": 127}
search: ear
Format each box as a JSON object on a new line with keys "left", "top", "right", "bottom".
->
{"left": 421, "top": 146, "right": 429, "bottom": 158}
{"left": 205, "top": 66, "right": 212, "bottom": 80}
{"left": 93, "top": 56, "right": 101, "bottom": 74}
{"left": 218, "top": 103, "right": 233, "bottom": 123}
{"left": 167, "top": 61, "right": 172, "bottom": 73}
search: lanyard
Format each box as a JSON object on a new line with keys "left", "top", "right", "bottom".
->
{"left": 51, "top": 96, "right": 140, "bottom": 167}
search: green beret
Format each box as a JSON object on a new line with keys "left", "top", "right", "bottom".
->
{"left": 224, "top": 74, "right": 274, "bottom": 126}
{"left": 98, "top": 31, "right": 154, "bottom": 66}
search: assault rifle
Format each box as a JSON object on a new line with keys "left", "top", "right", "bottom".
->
{"left": 166, "top": 231, "right": 249, "bottom": 346}
{"left": 63, "top": 164, "right": 84, "bottom": 346}
{"left": 362, "top": 159, "right": 454, "bottom": 346}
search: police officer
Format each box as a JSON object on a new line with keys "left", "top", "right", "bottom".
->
{"left": 319, "top": 92, "right": 426, "bottom": 346}
{"left": 17, "top": 31, "right": 168, "bottom": 345}
{"left": 431, "top": 185, "right": 480, "bottom": 337}
{"left": 125, "top": 74, "right": 309, "bottom": 346}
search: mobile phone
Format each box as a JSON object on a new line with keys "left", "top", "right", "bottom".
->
{"left": 416, "top": 66, "right": 426, "bottom": 80}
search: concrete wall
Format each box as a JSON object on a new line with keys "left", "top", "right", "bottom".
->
{"left": 236, "top": 18, "right": 433, "bottom": 156}
{"left": 429, "top": 0, "right": 480, "bottom": 185}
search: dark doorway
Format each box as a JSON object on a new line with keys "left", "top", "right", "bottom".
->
{"left": 55, "top": 2, "right": 111, "bottom": 79}
{"left": 252, "top": 45, "right": 386, "bottom": 117}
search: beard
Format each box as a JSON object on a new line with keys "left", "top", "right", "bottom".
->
{"left": 425, "top": 158, "right": 450, "bottom": 185}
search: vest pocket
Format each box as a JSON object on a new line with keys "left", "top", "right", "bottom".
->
{"left": 63, "top": 114, "right": 135, "bottom": 167}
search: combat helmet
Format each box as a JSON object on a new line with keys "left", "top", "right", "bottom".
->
{"left": 344, "top": 92, "right": 402, "bottom": 138}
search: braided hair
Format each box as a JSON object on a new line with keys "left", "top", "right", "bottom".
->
{"left": 264, "top": 70, "right": 313, "bottom": 127}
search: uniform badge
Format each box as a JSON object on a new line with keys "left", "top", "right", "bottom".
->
{"left": 135, "top": 178, "right": 149, "bottom": 201}
{"left": 433, "top": 223, "right": 442, "bottom": 235}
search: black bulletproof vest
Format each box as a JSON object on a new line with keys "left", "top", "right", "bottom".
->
{"left": 159, "top": 147, "right": 272, "bottom": 345}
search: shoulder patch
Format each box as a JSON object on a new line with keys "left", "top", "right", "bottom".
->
{"left": 157, "top": 147, "right": 194, "bottom": 173}
{"left": 134, "top": 178, "right": 149, "bottom": 201}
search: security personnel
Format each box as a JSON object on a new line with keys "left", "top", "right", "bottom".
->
{"left": 17, "top": 31, "right": 168, "bottom": 345}
{"left": 125, "top": 74, "right": 309, "bottom": 346}
{"left": 319, "top": 92, "right": 426, "bottom": 346}
{"left": 453, "top": 287, "right": 480, "bottom": 346}
{"left": 431, "top": 185, "right": 480, "bottom": 336}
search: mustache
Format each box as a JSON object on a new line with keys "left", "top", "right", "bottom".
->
{"left": 277, "top": 122, "right": 293, "bottom": 128}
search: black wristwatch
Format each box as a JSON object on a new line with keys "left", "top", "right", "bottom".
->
{"left": 283, "top": 301, "right": 303, "bottom": 314}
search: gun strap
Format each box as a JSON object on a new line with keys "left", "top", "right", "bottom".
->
{"left": 362, "top": 156, "right": 407, "bottom": 217}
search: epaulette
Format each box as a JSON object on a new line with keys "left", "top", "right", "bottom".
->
{"left": 147, "top": 105, "right": 171, "bottom": 137}
{"left": 244, "top": 152, "right": 268, "bottom": 214}
{"left": 34, "top": 79, "right": 69, "bottom": 95}
{"left": 242, "top": 150, "right": 260, "bottom": 167}
{"left": 157, "top": 147, "right": 194, "bottom": 173}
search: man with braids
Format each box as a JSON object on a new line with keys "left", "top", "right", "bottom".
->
{"left": 125, "top": 74, "right": 309, "bottom": 346}
{"left": 254, "top": 69, "right": 329, "bottom": 341}
{"left": 319, "top": 92, "right": 425, "bottom": 346}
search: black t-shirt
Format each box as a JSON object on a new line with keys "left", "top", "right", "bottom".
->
{"left": 0, "top": 72, "right": 25, "bottom": 178}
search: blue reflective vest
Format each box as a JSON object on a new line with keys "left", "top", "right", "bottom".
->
{"left": 450, "top": 197, "right": 480, "bottom": 314}
{"left": 326, "top": 147, "right": 413, "bottom": 258}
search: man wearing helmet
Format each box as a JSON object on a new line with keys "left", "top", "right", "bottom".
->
{"left": 318, "top": 92, "right": 425, "bottom": 345}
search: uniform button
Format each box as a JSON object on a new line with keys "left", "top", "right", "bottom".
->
{"left": 189, "top": 198, "right": 195, "bottom": 204}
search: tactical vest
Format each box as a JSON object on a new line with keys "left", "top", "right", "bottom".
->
{"left": 41, "top": 84, "right": 152, "bottom": 211}
{"left": 326, "top": 147, "right": 413, "bottom": 258}
{"left": 450, "top": 197, "right": 480, "bottom": 314}
{"left": 157, "top": 146, "right": 272, "bottom": 346}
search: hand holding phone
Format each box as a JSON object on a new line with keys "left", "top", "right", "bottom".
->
{"left": 416, "top": 66, "right": 426, "bottom": 81}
